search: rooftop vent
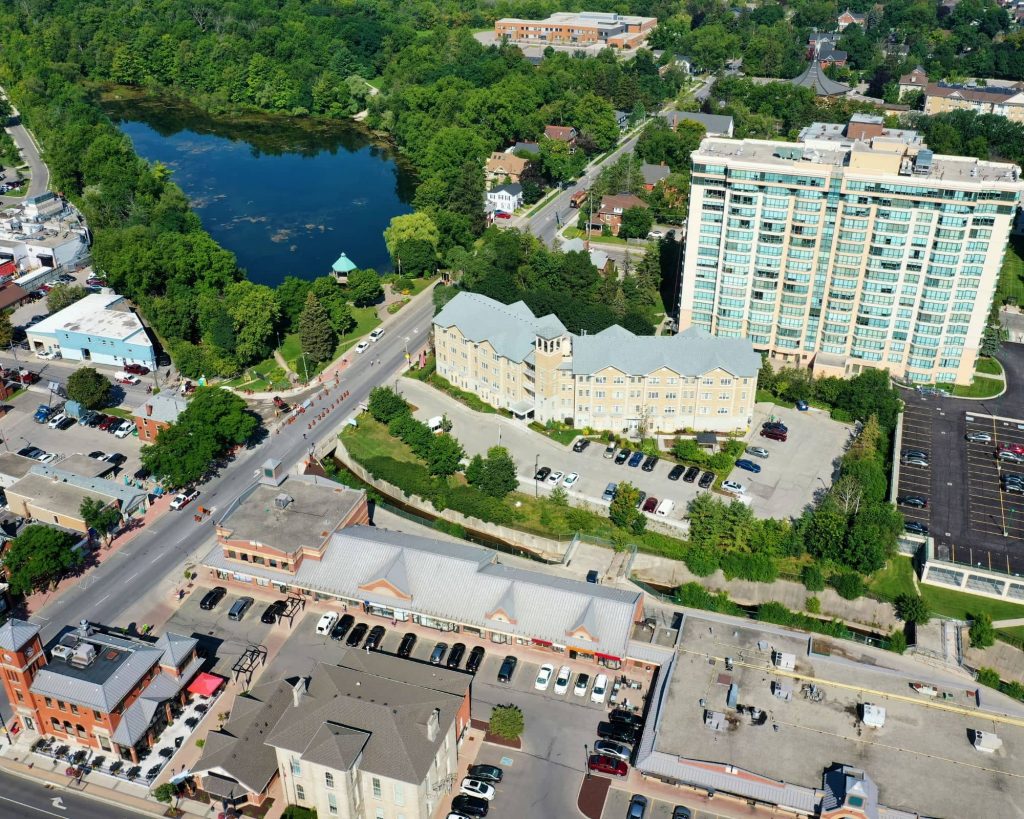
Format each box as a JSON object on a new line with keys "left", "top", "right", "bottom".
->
{"left": 77, "top": 619, "right": 92, "bottom": 638}
{"left": 274, "top": 493, "right": 293, "bottom": 510}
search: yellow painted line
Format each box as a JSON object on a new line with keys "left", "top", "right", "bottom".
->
{"left": 681, "top": 649, "right": 1024, "bottom": 728}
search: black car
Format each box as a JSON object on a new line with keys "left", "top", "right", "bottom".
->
{"left": 199, "top": 586, "right": 227, "bottom": 611}
{"left": 451, "top": 794, "right": 489, "bottom": 817}
{"left": 609, "top": 709, "right": 644, "bottom": 728}
{"left": 698, "top": 471, "right": 715, "bottom": 488}
{"left": 572, "top": 438, "right": 590, "bottom": 453}
{"left": 468, "top": 763, "right": 503, "bottom": 783}
{"left": 105, "top": 453, "right": 127, "bottom": 466}
{"left": 597, "top": 721, "right": 637, "bottom": 744}
{"left": 430, "top": 641, "right": 448, "bottom": 665}
{"left": 446, "top": 642, "right": 466, "bottom": 669}
{"left": 55, "top": 416, "right": 75, "bottom": 430}
{"left": 642, "top": 455, "right": 659, "bottom": 472}
{"left": 763, "top": 421, "right": 788, "bottom": 433}
{"left": 901, "top": 447, "right": 929, "bottom": 460}
{"left": 905, "top": 521, "right": 929, "bottom": 535}
{"left": 365, "top": 625, "right": 386, "bottom": 650}
{"left": 898, "top": 495, "right": 928, "bottom": 509}
{"left": 260, "top": 600, "right": 287, "bottom": 624}
{"left": 397, "top": 632, "right": 417, "bottom": 658}
{"left": 497, "top": 655, "right": 518, "bottom": 683}
{"left": 16, "top": 446, "right": 38, "bottom": 458}
{"left": 683, "top": 466, "right": 700, "bottom": 483}
{"left": 330, "top": 614, "right": 355, "bottom": 641}
{"left": 345, "top": 622, "right": 368, "bottom": 647}
{"left": 84, "top": 413, "right": 103, "bottom": 428}
{"left": 667, "top": 464, "right": 685, "bottom": 481}
{"left": 534, "top": 466, "right": 551, "bottom": 481}
{"left": 615, "top": 449, "right": 631, "bottom": 465}
{"left": 672, "top": 808, "right": 692, "bottom": 819}
{"left": 466, "top": 645, "right": 486, "bottom": 673}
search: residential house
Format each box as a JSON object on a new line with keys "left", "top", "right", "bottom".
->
{"left": 675, "top": 55, "right": 693, "bottom": 75}
{"left": 485, "top": 152, "right": 531, "bottom": 187}
{"left": 0, "top": 281, "right": 29, "bottom": 312}
{"left": 561, "top": 237, "right": 612, "bottom": 275}
{"left": 593, "top": 194, "right": 648, "bottom": 236}
{"left": 496, "top": 12, "right": 657, "bottom": 50}
{"left": 431, "top": 291, "right": 759, "bottom": 433}
{"left": 641, "top": 163, "right": 671, "bottom": 190}
{"left": 544, "top": 125, "right": 578, "bottom": 149}
{"left": 0, "top": 619, "right": 202, "bottom": 763}
{"left": 614, "top": 110, "right": 630, "bottom": 131}
{"left": 898, "top": 67, "right": 928, "bottom": 98}
{"left": 923, "top": 81, "right": 1024, "bottom": 123}
{"left": 486, "top": 184, "right": 524, "bottom": 215}
{"left": 660, "top": 111, "right": 735, "bottom": 138}
{"left": 837, "top": 8, "right": 866, "bottom": 29}
{"left": 133, "top": 392, "right": 189, "bottom": 442}
{"left": 808, "top": 32, "right": 847, "bottom": 67}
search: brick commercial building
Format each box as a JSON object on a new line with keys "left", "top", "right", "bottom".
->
{"left": 433, "top": 291, "right": 759, "bottom": 433}
{"left": 680, "top": 115, "right": 1023, "bottom": 385}
{"left": 132, "top": 392, "right": 188, "bottom": 442}
{"left": 496, "top": 11, "right": 657, "bottom": 50}
{"left": 0, "top": 619, "right": 202, "bottom": 762}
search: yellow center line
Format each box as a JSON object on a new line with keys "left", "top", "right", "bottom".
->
{"left": 680, "top": 649, "right": 1024, "bottom": 728}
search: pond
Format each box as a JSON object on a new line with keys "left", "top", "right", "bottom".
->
{"left": 102, "top": 93, "right": 416, "bottom": 287}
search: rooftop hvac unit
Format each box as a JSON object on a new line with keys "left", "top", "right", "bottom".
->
{"left": 274, "top": 494, "right": 293, "bottom": 510}
{"left": 51, "top": 644, "right": 74, "bottom": 661}
{"left": 69, "top": 642, "right": 97, "bottom": 668}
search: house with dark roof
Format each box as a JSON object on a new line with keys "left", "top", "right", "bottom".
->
{"left": 660, "top": 110, "right": 734, "bottom": 138}
{"left": 132, "top": 392, "right": 188, "bottom": 442}
{"left": 0, "top": 619, "right": 202, "bottom": 762}
{"left": 641, "top": 163, "right": 671, "bottom": 190}
{"left": 544, "top": 125, "right": 578, "bottom": 149}
{"left": 486, "top": 183, "right": 524, "bottom": 214}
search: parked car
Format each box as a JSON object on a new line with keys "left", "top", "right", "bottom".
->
{"left": 466, "top": 645, "right": 485, "bottom": 673}
{"left": 722, "top": 480, "right": 746, "bottom": 495}
{"left": 345, "top": 622, "right": 368, "bottom": 646}
{"left": 37, "top": 452, "right": 57, "bottom": 464}
{"left": 902, "top": 447, "right": 930, "bottom": 459}
{"left": 55, "top": 416, "right": 75, "bottom": 431}
{"left": 46, "top": 411, "right": 67, "bottom": 429}
{"left": 635, "top": 490, "right": 647, "bottom": 509}
{"left": 683, "top": 466, "right": 700, "bottom": 482}
{"left": 901, "top": 456, "right": 929, "bottom": 467}
{"left": 698, "top": 471, "right": 715, "bottom": 488}
{"left": 547, "top": 470, "right": 564, "bottom": 485}
{"left": 451, "top": 795, "right": 488, "bottom": 817}
{"left": 604, "top": 444, "right": 616, "bottom": 459}
{"left": 597, "top": 721, "right": 637, "bottom": 744}
{"left": 671, "top": 807, "right": 692, "bottom": 819}
{"left": 615, "top": 449, "right": 631, "bottom": 465}
{"left": 535, "top": 663, "right": 555, "bottom": 691}
{"left": 33, "top": 405, "right": 52, "bottom": 423}
{"left": 641, "top": 455, "right": 659, "bottom": 472}
{"left": 467, "top": 764, "right": 503, "bottom": 783}
{"left": 170, "top": 489, "right": 199, "bottom": 510}
{"left": 762, "top": 421, "right": 788, "bottom": 432}
{"left": 593, "top": 740, "right": 630, "bottom": 761}
{"left": 227, "top": 597, "right": 254, "bottom": 621}
{"left": 761, "top": 428, "right": 787, "bottom": 442}
{"left": 609, "top": 709, "right": 644, "bottom": 728}
{"left": 261, "top": 600, "right": 287, "bottom": 624}
{"left": 78, "top": 410, "right": 98, "bottom": 426}
{"left": 573, "top": 672, "right": 590, "bottom": 697}
{"left": 114, "top": 420, "right": 135, "bottom": 439}
{"left": 397, "top": 632, "right": 417, "bottom": 658}
{"left": 998, "top": 442, "right": 1024, "bottom": 455}
{"left": 554, "top": 665, "right": 571, "bottom": 695}
{"left": 573, "top": 438, "right": 590, "bottom": 453}
{"left": 534, "top": 466, "right": 551, "bottom": 481}
{"left": 563, "top": 472, "right": 579, "bottom": 488}
{"left": 966, "top": 431, "right": 992, "bottom": 443}
{"left": 17, "top": 446, "right": 43, "bottom": 459}
{"left": 602, "top": 483, "right": 617, "bottom": 502}
{"left": 115, "top": 372, "right": 141, "bottom": 385}
{"left": 124, "top": 363, "right": 150, "bottom": 375}
{"left": 199, "top": 586, "right": 227, "bottom": 610}
{"left": 898, "top": 495, "right": 928, "bottom": 509}
{"left": 627, "top": 795, "right": 648, "bottom": 819}
{"left": 668, "top": 464, "right": 685, "bottom": 481}
{"left": 627, "top": 451, "right": 644, "bottom": 468}
{"left": 446, "top": 642, "right": 466, "bottom": 668}
{"left": 330, "top": 614, "right": 355, "bottom": 641}
{"left": 97, "top": 414, "right": 117, "bottom": 431}
{"left": 365, "top": 625, "right": 386, "bottom": 650}
{"left": 315, "top": 612, "right": 339, "bottom": 635}
{"left": 997, "top": 450, "right": 1024, "bottom": 464}
{"left": 430, "top": 642, "right": 449, "bottom": 665}
{"left": 37, "top": 349, "right": 61, "bottom": 360}
{"left": 735, "top": 459, "right": 761, "bottom": 474}
{"left": 588, "top": 754, "right": 628, "bottom": 777}
{"left": 795, "top": 399, "right": 809, "bottom": 411}
{"left": 591, "top": 673, "right": 609, "bottom": 704}
{"left": 642, "top": 496, "right": 658, "bottom": 513}
{"left": 497, "top": 655, "right": 518, "bottom": 683}
{"left": 905, "top": 521, "right": 929, "bottom": 535}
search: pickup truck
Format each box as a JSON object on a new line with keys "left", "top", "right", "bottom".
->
{"left": 114, "top": 371, "right": 141, "bottom": 385}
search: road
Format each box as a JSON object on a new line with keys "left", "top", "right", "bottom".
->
{"left": 26, "top": 292, "right": 436, "bottom": 648}
{"left": 0, "top": 768, "right": 143, "bottom": 818}
{"left": 1, "top": 87, "right": 49, "bottom": 200}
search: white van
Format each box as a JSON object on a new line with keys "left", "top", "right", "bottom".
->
{"left": 655, "top": 498, "right": 675, "bottom": 517}
{"left": 315, "top": 612, "right": 339, "bottom": 635}
{"left": 427, "top": 416, "right": 445, "bottom": 434}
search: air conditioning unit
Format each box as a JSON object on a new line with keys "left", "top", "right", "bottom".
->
{"left": 51, "top": 644, "right": 74, "bottom": 661}
{"left": 69, "top": 643, "right": 97, "bottom": 668}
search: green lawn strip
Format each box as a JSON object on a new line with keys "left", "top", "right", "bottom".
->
{"left": 282, "top": 307, "right": 380, "bottom": 378}
{"left": 995, "top": 235, "right": 1024, "bottom": 309}
{"left": 755, "top": 389, "right": 794, "bottom": 407}
{"left": 919, "top": 583, "right": 1024, "bottom": 623}
{"left": 950, "top": 376, "right": 1003, "bottom": 399}
{"left": 526, "top": 189, "right": 560, "bottom": 217}
{"left": 529, "top": 422, "right": 578, "bottom": 446}
{"left": 866, "top": 556, "right": 918, "bottom": 602}
{"left": 105, "top": 406, "right": 133, "bottom": 419}
{"left": 975, "top": 357, "right": 1003, "bottom": 377}
{"left": 561, "top": 227, "right": 633, "bottom": 247}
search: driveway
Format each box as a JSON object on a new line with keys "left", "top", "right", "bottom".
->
{"left": 0, "top": 88, "right": 49, "bottom": 199}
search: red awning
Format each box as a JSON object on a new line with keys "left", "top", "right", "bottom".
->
{"left": 532, "top": 639, "right": 553, "bottom": 647}
{"left": 595, "top": 653, "right": 621, "bottom": 662}
{"left": 187, "top": 672, "right": 224, "bottom": 697}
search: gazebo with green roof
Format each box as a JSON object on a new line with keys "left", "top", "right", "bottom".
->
{"left": 331, "top": 252, "right": 358, "bottom": 282}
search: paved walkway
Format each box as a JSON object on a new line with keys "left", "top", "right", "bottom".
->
{"left": 992, "top": 617, "right": 1024, "bottom": 628}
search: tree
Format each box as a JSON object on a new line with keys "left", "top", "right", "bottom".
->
{"left": 66, "top": 367, "right": 112, "bottom": 409}
{"left": 153, "top": 783, "right": 176, "bottom": 806}
{"left": 609, "top": 481, "right": 646, "bottom": 534}
{"left": 346, "top": 268, "right": 383, "bottom": 306}
{"left": 310, "top": 276, "right": 355, "bottom": 335}
{"left": 2, "top": 525, "right": 82, "bottom": 596}
{"left": 383, "top": 212, "right": 440, "bottom": 259}
{"left": 619, "top": 207, "right": 653, "bottom": 240}
{"left": 225, "top": 281, "right": 280, "bottom": 365}
{"left": 80, "top": 497, "right": 123, "bottom": 547}
{"left": 895, "top": 593, "right": 931, "bottom": 625}
{"left": 969, "top": 612, "right": 996, "bottom": 648}
{"left": 477, "top": 446, "right": 518, "bottom": 499}
{"left": 830, "top": 571, "right": 865, "bottom": 600}
{"left": 393, "top": 238, "right": 436, "bottom": 278}
{"left": 888, "top": 629, "right": 908, "bottom": 654}
{"left": 981, "top": 324, "right": 1002, "bottom": 357}
{"left": 141, "top": 422, "right": 219, "bottom": 487}
{"left": 46, "top": 284, "right": 87, "bottom": 314}
{"left": 801, "top": 562, "right": 826, "bottom": 591}
{"left": 426, "top": 433, "right": 465, "bottom": 478}
{"left": 277, "top": 276, "right": 313, "bottom": 328}
{"left": 539, "top": 137, "right": 586, "bottom": 183}
{"left": 488, "top": 704, "right": 524, "bottom": 740}
{"left": 298, "top": 292, "right": 336, "bottom": 363}
{"left": 180, "top": 388, "right": 259, "bottom": 447}
{"left": 0, "top": 311, "right": 11, "bottom": 349}
{"left": 368, "top": 386, "right": 410, "bottom": 424}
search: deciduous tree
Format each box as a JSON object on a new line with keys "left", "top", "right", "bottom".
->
{"left": 2, "top": 525, "right": 82, "bottom": 596}
{"left": 66, "top": 367, "right": 112, "bottom": 409}
{"left": 346, "top": 269, "right": 383, "bottom": 307}
{"left": 427, "top": 433, "right": 465, "bottom": 478}
{"left": 80, "top": 497, "right": 122, "bottom": 547}
{"left": 46, "top": 284, "right": 88, "bottom": 314}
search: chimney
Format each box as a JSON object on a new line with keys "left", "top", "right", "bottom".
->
{"left": 145, "top": 403, "right": 153, "bottom": 417}
{"left": 427, "top": 707, "right": 440, "bottom": 742}
{"left": 292, "top": 677, "right": 308, "bottom": 708}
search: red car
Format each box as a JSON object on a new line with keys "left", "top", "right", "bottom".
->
{"left": 588, "top": 754, "right": 628, "bottom": 777}
{"left": 124, "top": 363, "right": 150, "bottom": 375}
{"left": 642, "top": 496, "right": 658, "bottom": 513}
{"left": 761, "top": 428, "right": 787, "bottom": 442}
{"left": 495, "top": 212, "right": 512, "bottom": 219}
{"left": 97, "top": 414, "right": 117, "bottom": 431}
{"left": 998, "top": 442, "right": 1024, "bottom": 455}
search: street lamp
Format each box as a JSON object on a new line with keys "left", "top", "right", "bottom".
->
{"left": 535, "top": 453, "right": 540, "bottom": 498}
{"left": 584, "top": 743, "right": 590, "bottom": 777}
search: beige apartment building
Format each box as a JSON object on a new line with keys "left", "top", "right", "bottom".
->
{"left": 495, "top": 11, "right": 657, "bottom": 50}
{"left": 433, "top": 292, "right": 759, "bottom": 434}
{"left": 923, "top": 81, "right": 1024, "bottom": 123}
{"left": 679, "top": 115, "right": 1023, "bottom": 385}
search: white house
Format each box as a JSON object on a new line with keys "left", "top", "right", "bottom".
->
{"left": 486, "top": 183, "right": 524, "bottom": 214}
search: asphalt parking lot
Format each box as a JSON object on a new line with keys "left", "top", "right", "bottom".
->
{"left": 601, "top": 790, "right": 722, "bottom": 819}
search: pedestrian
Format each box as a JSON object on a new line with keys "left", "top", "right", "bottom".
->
{"left": 303, "top": 433, "right": 307, "bottom": 439}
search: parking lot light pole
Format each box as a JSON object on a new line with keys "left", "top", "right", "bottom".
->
{"left": 535, "top": 454, "right": 539, "bottom": 497}
{"left": 584, "top": 743, "right": 590, "bottom": 777}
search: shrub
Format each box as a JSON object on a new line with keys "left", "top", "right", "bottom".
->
{"left": 756, "top": 601, "right": 852, "bottom": 639}
{"left": 830, "top": 571, "right": 865, "bottom": 600}
{"left": 684, "top": 544, "right": 720, "bottom": 576}
{"left": 894, "top": 593, "right": 930, "bottom": 625}
{"left": 888, "top": 628, "right": 908, "bottom": 654}
{"left": 674, "top": 582, "right": 744, "bottom": 615}
{"left": 830, "top": 408, "right": 854, "bottom": 423}
{"left": 489, "top": 704, "right": 524, "bottom": 740}
{"left": 806, "top": 595, "right": 821, "bottom": 614}
{"left": 368, "top": 386, "right": 410, "bottom": 424}
{"left": 720, "top": 551, "right": 778, "bottom": 583}
{"left": 969, "top": 612, "right": 996, "bottom": 648}
{"left": 433, "top": 519, "right": 467, "bottom": 539}
{"left": 801, "top": 563, "right": 825, "bottom": 591}
{"left": 976, "top": 667, "right": 1002, "bottom": 689}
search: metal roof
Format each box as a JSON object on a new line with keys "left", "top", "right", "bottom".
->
{"left": 789, "top": 61, "right": 850, "bottom": 96}
{"left": 203, "top": 525, "right": 641, "bottom": 658}
{"left": 433, "top": 292, "right": 567, "bottom": 362}
{"left": 131, "top": 393, "right": 188, "bottom": 425}
{"left": 0, "top": 619, "right": 39, "bottom": 652}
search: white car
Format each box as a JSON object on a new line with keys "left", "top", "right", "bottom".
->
{"left": 722, "top": 480, "right": 746, "bottom": 495}
{"left": 591, "top": 673, "right": 608, "bottom": 704}
{"left": 547, "top": 470, "right": 564, "bottom": 485}
{"left": 37, "top": 452, "right": 58, "bottom": 464}
{"left": 315, "top": 612, "right": 338, "bottom": 635}
{"left": 648, "top": 229, "right": 665, "bottom": 239}
{"left": 38, "top": 349, "right": 61, "bottom": 360}
{"left": 460, "top": 779, "right": 495, "bottom": 801}
{"left": 573, "top": 672, "right": 590, "bottom": 697}
{"left": 553, "top": 665, "right": 571, "bottom": 695}
{"left": 170, "top": 489, "right": 199, "bottom": 510}
{"left": 369, "top": 328, "right": 385, "bottom": 342}
{"left": 562, "top": 472, "right": 579, "bottom": 488}
{"left": 355, "top": 341, "right": 370, "bottom": 354}
{"left": 47, "top": 412, "right": 67, "bottom": 429}
{"left": 534, "top": 663, "right": 555, "bottom": 691}
{"left": 114, "top": 420, "right": 135, "bottom": 438}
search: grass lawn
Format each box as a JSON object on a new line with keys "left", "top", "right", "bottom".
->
{"left": 867, "top": 557, "right": 918, "bottom": 602}
{"left": 561, "top": 227, "right": 637, "bottom": 247}
{"left": 281, "top": 307, "right": 380, "bottom": 378}
{"left": 975, "top": 357, "right": 1003, "bottom": 376}
{"left": 755, "top": 389, "right": 795, "bottom": 408}
{"left": 224, "top": 358, "right": 292, "bottom": 392}
{"left": 920, "top": 583, "right": 1024, "bottom": 623}
{"left": 995, "top": 234, "right": 1024, "bottom": 309}
{"left": 105, "top": 406, "right": 133, "bottom": 419}
{"left": 529, "top": 422, "right": 579, "bottom": 447}
{"left": 950, "top": 376, "right": 1003, "bottom": 398}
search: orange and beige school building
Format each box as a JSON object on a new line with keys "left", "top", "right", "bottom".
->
{"left": 495, "top": 11, "right": 657, "bottom": 51}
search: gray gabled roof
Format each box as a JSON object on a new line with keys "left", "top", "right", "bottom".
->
{"left": 0, "top": 619, "right": 39, "bottom": 652}
{"left": 433, "top": 292, "right": 567, "bottom": 363}
{"left": 661, "top": 111, "right": 734, "bottom": 136}
{"left": 790, "top": 61, "right": 850, "bottom": 96}
{"left": 641, "top": 163, "right": 671, "bottom": 185}
{"left": 153, "top": 632, "right": 197, "bottom": 667}
{"left": 572, "top": 325, "right": 760, "bottom": 378}
{"left": 31, "top": 644, "right": 163, "bottom": 712}
{"left": 131, "top": 392, "right": 188, "bottom": 425}
{"left": 491, "top": 183, "right": 523, "bottom": 196}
